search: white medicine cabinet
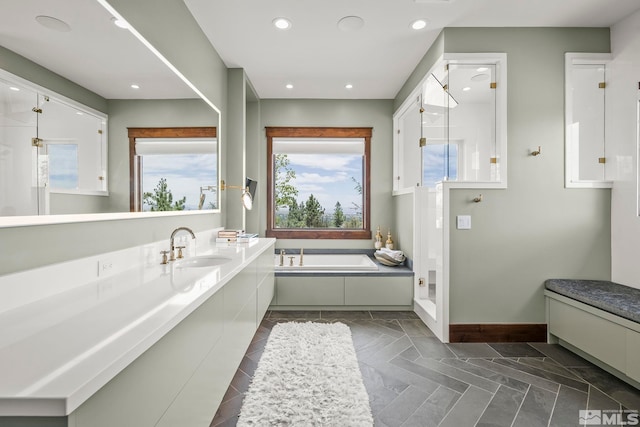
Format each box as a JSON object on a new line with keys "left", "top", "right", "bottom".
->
{"left": 0, "top": 70, "right": 107, "bottom": 216}
{"left": 564, "top": 53, "right": 612, "bottom": 188}
{"left": 393, "top": 54, "right": 507, "bottom": 193}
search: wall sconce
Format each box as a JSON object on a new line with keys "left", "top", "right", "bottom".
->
{"left": 198, "top": 185, "right": 217, "bottom": 210}
{"left": 221, "top": 178, "right": 257, "bottom": 210}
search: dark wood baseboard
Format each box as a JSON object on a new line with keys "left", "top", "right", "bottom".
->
{"left": 449, "top": 324, "right": 547, "bottom": 343}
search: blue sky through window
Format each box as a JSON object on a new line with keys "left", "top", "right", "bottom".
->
{"left": 48, "top": 144, "right": 78, "bottom": 190}
{"left": 422, "top": 144, "right": 458, "bottom": 187}
{"left": 285, "top": 153, "right": 362, "bottom": 215}
{"left": 142, "top": 153, "right": 217, "bottom": 210}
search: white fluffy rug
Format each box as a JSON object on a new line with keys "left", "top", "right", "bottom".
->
{"left": 237, "top": 322, "right": 373, "bottom": 426}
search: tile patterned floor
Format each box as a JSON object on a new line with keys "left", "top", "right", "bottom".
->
{"left": 210, "top": 311, "right": 640, "bottom": 427}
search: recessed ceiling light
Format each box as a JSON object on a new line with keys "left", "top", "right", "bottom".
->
{"left": 462, "top": 87, "right": 471, "bottom": 91}
{"left": 9, "top": 87, "right": 20, "bottom": 92}
{"left": 285, "top": 84, "right": 293, "bottom": 89}
{"left": 35, "top": 15, "right": 71, "bottom": 32}
{"left": 411, "top": 19, "right": 428, "bottom": 30}
{"left": 273, "top": 17, "right": 291, "bottom": 30}
{"left": 337, "top": 16, "right": 365, "bottom": 32}
{"left": 131, "top": 84, "right": 140, "bottom": 89}
{"left": 111, "top": 16, "right": 129, "bottom": 29}
{"left": 345, "top": 84, "right": 353, "bottom": 89}
{"left": 477, "top": 67, "right": 489, "bottom": 72}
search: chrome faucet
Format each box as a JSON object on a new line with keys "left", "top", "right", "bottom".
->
{"left": 169, "top": 227, "right": 196, "bottom": 261}
{"left": 279, "top": 249, "right": 285, "bottom": 266}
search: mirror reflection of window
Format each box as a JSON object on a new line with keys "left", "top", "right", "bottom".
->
{"left": 129, "top": 128, "right": 218, "bottom": 212}
{"left": 141, "top": 151, "right": 217, "bottom": 211}
{"left": 47, "top": 144, "right": 79, "bottom": 190}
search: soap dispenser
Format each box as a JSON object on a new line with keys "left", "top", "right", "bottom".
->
{"left": 385, "top": 230, "right": 394, "bottom": 250}
{"left": 374, "top": 226, "right": 383, "bottom": 250}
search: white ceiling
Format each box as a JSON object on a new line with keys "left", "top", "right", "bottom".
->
{"left": 1, "top": 0, "right": 639, "bottom": 101}
{"left": 184, "top": 0, "right": 640, "bottom": 99}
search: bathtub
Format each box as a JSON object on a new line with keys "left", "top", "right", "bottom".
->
{"left": 274, "top": 253, "right": 378, "bottom": 271}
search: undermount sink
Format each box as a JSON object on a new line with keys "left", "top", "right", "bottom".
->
{"left": 174, "top": 255, "right": 232, "bottom": 268}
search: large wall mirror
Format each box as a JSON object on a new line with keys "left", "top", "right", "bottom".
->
{"left": 0, "top": 0, "right": 221, "bottom": 226}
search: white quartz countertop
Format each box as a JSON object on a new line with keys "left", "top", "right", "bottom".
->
{"left": 0, "top": 238, "right": 276, "bottom": 417}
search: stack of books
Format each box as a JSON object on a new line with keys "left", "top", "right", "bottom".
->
{"left": 216, "top": 230, "right": 258, "bottom": 243}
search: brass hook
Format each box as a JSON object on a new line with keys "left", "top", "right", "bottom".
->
{"left": 473, "top": 194, "right": 483, "bottom": 203}
{"left": 531, "top": 146, "right": 541, "bottom": 156}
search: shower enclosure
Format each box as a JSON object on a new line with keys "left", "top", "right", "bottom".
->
{"left": 393, "top": 54, "right": 506, "bottom": 341}
{"left": 0, "top": 71, "right": 107, "bottom": 217}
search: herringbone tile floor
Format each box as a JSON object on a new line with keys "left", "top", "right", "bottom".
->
{"left": 210, "top": 311, "right": 640, "bottom": 427}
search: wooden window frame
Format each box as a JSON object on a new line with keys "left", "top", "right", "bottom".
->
{"left": 266, "top": 126, "right": 372, "bottom": 239}
{"left": 128, "top": 127, "right": 217, "bottom": 212}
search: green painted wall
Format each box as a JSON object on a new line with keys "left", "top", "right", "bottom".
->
{"left": 259, "top": 99, "right": 394, "bottom": 250}
{"left": 0, "top": 45, "right": 107, "bottom": 112}
{"left": 395, "top": 28, "right": 612, "bottom": 324}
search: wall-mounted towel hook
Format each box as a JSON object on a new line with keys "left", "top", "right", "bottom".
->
{"left": 473, "top": 194, "right": 483, "bottom": 203}
{"left": 531, "top": 146, "right": 541, "bottom": 156}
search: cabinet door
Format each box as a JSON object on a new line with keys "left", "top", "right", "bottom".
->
{"left": 71, "top": 291, "right": 224, "bottom": 427}
{"left": 549, "top": 299, "right": 626, "bottom": 372}
{"left": 345, "top": 276, "right": 413, "bottom": 306}
{"left": 276, "top": 277, "right": 344, "bottom": 305}
{"left": 626, "top": 329, "right": 640, "bottom": 382}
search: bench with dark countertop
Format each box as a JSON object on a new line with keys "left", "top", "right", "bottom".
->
{"left": 544, "top": 278, "right": 640, "bottom": 388}
{"left": 545, "top": 279, "right": 640, "bottom": 324}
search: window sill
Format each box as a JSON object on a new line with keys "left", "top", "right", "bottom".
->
{"left": 266, "top": 229, "right": 372, "bottom": 240}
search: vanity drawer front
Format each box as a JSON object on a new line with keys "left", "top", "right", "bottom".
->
{"left": 224, "top": 260, "right": 257, "bottom": 320}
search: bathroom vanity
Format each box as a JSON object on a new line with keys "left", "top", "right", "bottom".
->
{"left": 0, "top": 233, "right": 275, "bottom": 427}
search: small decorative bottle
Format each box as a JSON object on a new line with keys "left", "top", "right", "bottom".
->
{"left": 374, "top": 226, "right": 383, "bottom": 250}
{"left": 385, "top": 230, "right": 394, "bottom": 250}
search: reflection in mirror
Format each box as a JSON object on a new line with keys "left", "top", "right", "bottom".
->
{"left": 0, "top": 0, "right": 221, "bottom": 226}
{"left": 128, "top": 127, "right": 218, "bottom": 212}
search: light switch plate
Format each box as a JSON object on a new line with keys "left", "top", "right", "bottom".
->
{"left": 456, "top": 215, "right": 471, "bottom": 230}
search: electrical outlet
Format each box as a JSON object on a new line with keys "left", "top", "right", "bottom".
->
{"left": 98, "top": 259, "right": 115, "bottom": 277}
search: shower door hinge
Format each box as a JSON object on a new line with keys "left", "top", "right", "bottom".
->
{"left": 32, "top": 107, "right": 42, "bottom": 114}
{"left": 490, "top": 157, "right": 498, "bottom": 164}
{"left": 98, "top": 129, "right": 103, "bottom": 134}
{"left": 598, "top": 82, "right": 606, "bottom": 89}
{"left": 598, "top": 157, "right": 606, "bottom": 164}
{"left": 32, "top": 137, "right": 43, "bottom": 147}
{"left": 490, "top": 82, "right": 497, "bottom": 89}
{"left": 418, "top": 277, "right": 426, "bottom": 287}
{"left": 419, "top": 137, "right": 427, "bottom": 147}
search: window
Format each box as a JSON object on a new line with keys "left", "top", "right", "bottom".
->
{"left": 423, "top": 142, "right": 458, "bottom": 187}
{"left": 128, "top": 127, "right": 218, "bottom": 212}
{"left": 47, "top": 144, "right": 79, "bottom": 190}
{"left": 266, "top": 127, "right": 372, "bottom": 239}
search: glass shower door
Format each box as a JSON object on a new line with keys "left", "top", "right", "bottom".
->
{"left": 0, "top": 78, "right": 46, "bottom": 216}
